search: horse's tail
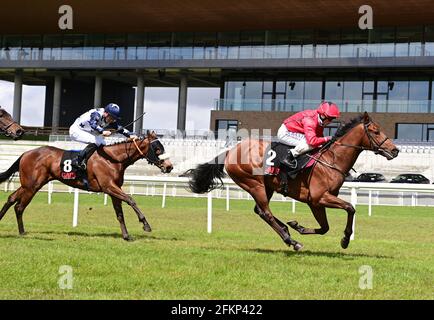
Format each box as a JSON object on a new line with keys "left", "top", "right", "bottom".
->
{"left": 0, "top": 156, "right": 21, "bottom": 183}
{"left": 185, "top": 151, "right": 227, "bottom": 194}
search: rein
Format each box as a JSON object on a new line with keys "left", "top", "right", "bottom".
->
{"left": 132, "top": 138, "right": 144, "bottom": 156}
{"left": 312, "top": 121, "right": 389, "bottom": 178}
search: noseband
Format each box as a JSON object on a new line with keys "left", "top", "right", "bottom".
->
{"left": 0, "top": 121, "right": 16, "bottom": 137}
{"left": 132, "top": 138, "right": 164, "bottom": 166}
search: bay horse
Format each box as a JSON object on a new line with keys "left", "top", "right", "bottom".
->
{"left": 0, "top": 107, "right": 25, "bottom": 140}
{"left": 187, "top": 112, "right": 399, "bottom": 251}
{"left": 0, "top": 131, "right": 173, "bottom": 240}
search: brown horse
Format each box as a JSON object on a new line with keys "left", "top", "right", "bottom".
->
{"left": 187, "top": 112, "right": 399, "bottom": 251}
{"left": 0, "top": 107, "right": 25, "bottom": 139}
{"left": 0, "top": 131, "right": 173, "bottom": 240}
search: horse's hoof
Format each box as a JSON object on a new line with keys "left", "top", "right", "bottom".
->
{"left": 341, "top": 237, "right": 350, "bottom": 249}
{"left": 123, "top": 235, "right": 134, "bottom": 241}
{"left": 287, "top": 221, "right": 298, "bottom": 229}
{"left": 293, "top": 242, "right": 304, "bottom": 251}
{"left": 19, "top": 232, "right": 26, "bottom": 236}
{"left": 143, "top": 224, "right": 152, "bottom": 232}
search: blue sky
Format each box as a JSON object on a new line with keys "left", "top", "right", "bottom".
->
{"left": 0, "top": 80, "right": 219, "bottom": 130}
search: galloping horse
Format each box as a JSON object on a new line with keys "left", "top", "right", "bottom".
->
{"left": 187, "top": 112, "right": 399, "bottom": 251}
{"left": 0, "top": 107, "right": 25, "bottom": 139}
{"left": 0, "top": 131, "right": 173, "bottom": 240}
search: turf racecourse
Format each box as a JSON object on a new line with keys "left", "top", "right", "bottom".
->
{"left": 0, "top": 192, "right": 432, "bottom": 300}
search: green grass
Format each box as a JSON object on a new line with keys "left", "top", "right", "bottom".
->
{"left": 0, "top": 191, "right": 432, "bottom": 300}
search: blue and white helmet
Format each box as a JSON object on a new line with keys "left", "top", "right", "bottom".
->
{"left": 104, "top": 103, "right": 121, "bottom": 120}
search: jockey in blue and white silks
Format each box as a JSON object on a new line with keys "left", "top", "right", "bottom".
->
{"left": 69, "top": 103, "right": 137, "bottom": 170}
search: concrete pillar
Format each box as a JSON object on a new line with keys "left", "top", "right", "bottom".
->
{"left": 13, "top": 70, "right": 23, "bottom": 123}
{"left": 134, "top": 74, "right": 145, "bottom": 134}
{"left": 177, "top": 75, "right": 188, "bottom": 132}
{"left": 52, "top": 75, "right": 62, "bottom": 133}
{"left": 94, "top": 74, "right": 102, "bottom": 108}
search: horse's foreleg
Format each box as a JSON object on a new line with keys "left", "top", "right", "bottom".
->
{"left": 288, "top": 204, "right": 330, "bottom": 235}
{"left": 318, "top": 192, "right": 355, "bottom": 249}
{"left": 13, "top": 188, "right": 36, "bottom": 235}
{"left": 110, "top": 196, "right": 131, "bottom": 241}
{"left": 105, "top": 185, "right": 152, "bottom": 233}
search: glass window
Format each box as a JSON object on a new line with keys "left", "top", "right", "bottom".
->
{"left": 343, "top": 81, "right": 363, "bottom": 112}
{"left": 286, "top": 81, "right": 304, "bottom": 111}
{"left": 21, "top": 35, "right": 42, "bottom": 48}
{"left": 240, "top": 31, "right": 265, "bottom": 46}
{"left": 63, "top": 34, "right": 85, "bottom": 47}
{"left": 424, "top": 26, "right": 434, "bottom": 56}
{"left": 2, "top": 35, "right": 21, "bottom": 48}
{"left": 127, "top": 34, "right": 147, "bottom": 47}
{"left": 224, "top": 81, "right": 244, "bottom": 110}
{"left": 267, "top": 31, "right": 289, "bottom": 45}
{"left": 194, "top": 32, "right": 217, "bottom": 47}
{"left": 409, "top": 81, "right": 429, "bottom": 112}
{"left": 85, "top": 34, "right": 105, "bottom": 47}
{"left": 325, "top": 81, "right": 343, "bottom": 105}
{"left": 244, "top": 81, "right": 263, "bottom": 110}
{"left": 304, "top": 81, "right": 322, "bottom": 107}
{"left": 173, "top": 32, "right": 194, "bottom": 46}
{"left": 218, "top": 32, "right": 240, "bottom": 46}
{"left": 147, "top": 32, "right": 171, "bottom": 47}
{"left": 275, "top": 81, "right": 286, "bottom": 93}
{"left": 104, "top": 34, "right": 126, "bottom": 47}
{"left": 263, "top": 81, "right": 273, "bottom": 93}
{"left": 396, "top": 124, "right": 423, "bottom": 140}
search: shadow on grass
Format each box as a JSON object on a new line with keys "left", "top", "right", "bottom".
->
{"left": 0, "top": 233, "right": 55, "bottom": 241}
{"left": 36, "top": 230, "right": 182, "bottom": 242}
{"left": 246, "top": 248, "right": 393, "bottom": 259}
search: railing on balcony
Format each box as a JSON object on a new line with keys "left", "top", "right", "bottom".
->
{"left": 1, "top": 42, "right": 434, "bottom": 62}
{"left": 215, "top": 99, "right": 433, "bottom": 113}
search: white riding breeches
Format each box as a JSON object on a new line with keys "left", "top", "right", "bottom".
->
{"left": 69, "top": 125, "right": 106, "bottom": 146}
{"left": 277, "top": 124, "right": 313, "bottom": 157}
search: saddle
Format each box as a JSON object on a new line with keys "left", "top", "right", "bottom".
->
{"left": 264, "top": 142, "right": 319, "bottom": 196}
{"left": 60, "top": 150, "right": 90, "bottom": 189}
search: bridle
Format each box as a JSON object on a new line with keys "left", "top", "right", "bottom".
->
{"left": 0, "top": 121, "right": 16, "bottom": 137}
{"left": 310, "top": 121, "right": 391, "bottom": 178}
{"left": 334, "top": 121, "right": 390, "bottom": 155}
{"left": 132, "top": 137, "right": 164, "bottom": 166}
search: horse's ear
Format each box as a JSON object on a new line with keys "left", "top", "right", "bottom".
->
{"left": 363, "top": 111, "right": 370, "bottom": 123}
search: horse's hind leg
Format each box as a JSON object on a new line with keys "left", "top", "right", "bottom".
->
{"left": 250, "top": 183, "right": 303, "bottom": 251}
{"left": 110, "top": 196, "right": 132, "bottom": 241}
{"left": 0, "top": 188, "right": 21, "bottom": 221}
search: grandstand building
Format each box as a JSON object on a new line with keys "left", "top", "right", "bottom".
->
{"left": 1, "top": 1, "right": 434, "bottom": 141}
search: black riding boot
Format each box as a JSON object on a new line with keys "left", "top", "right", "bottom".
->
{"left": 72, "top": 143, "right": 98, "bottom": 170}
{"left": 281, "top": 150, "right": 297, "bottom": 169}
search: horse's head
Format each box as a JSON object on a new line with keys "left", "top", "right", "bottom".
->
{"left": 359, "top": 112, "right": 399, "bottom": 160}
{"left": 144, "top": 130, "right": 173, "bottom": 173}
{"left": 0, "top": 108, "right": 25, "bottom": 140}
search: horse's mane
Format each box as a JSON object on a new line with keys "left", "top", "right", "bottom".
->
{"left": 334, "top": 114, "right": 365, "bottom": 138}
